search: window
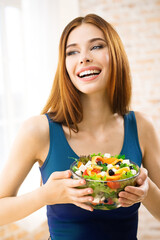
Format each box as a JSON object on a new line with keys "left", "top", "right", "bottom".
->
{"left": 0, "top": 0, "right": 79, "bottom": 170}
{"left": 0, "top": 0, "right": 25, "bottom": 168}
{"left": 0, "top": 0, "right": 79, "bottom": 228}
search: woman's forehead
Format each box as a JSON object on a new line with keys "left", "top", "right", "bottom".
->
{"left": 66, "top": 23, "right": 105, "bottom": 45}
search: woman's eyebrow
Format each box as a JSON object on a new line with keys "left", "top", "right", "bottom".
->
{"left": 66, "top": 43, "right": 77, "bottom": 49}
{"left": 66, "top": 37, "right": 106, "bottom": 49}
{"left": 89, "top": 37, "right": 106, "bottom": 43}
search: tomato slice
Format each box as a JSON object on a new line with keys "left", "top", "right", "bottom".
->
{"left": 82, "top": 169, "right": 89, "bottom": 176}
{"left": 107, "top": 198, "right": 114, "bottom": 204}
{"left": 92, "top": 156, "right": 103, "bottom": 164}
{"left": 91, "top": 169, "right": 101, "bottom": 174}
{"left": 107, "top": 181, "right": 121, "bottom": 189}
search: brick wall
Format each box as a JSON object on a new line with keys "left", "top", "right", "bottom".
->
{"left": 0, "top": 221, "right": 49, "bottom": 240}
{"left": 79, "top": 0, "right": 160, "bottom": 239}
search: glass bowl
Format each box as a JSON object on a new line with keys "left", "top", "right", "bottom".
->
{"left": 70, "top": 160, "right": 140, "bottom": 210}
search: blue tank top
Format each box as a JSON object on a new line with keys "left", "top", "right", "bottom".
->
{"left": 40, "top": 111, "right": 142, "bottom": 240}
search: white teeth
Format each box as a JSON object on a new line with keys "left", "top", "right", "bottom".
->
{"left": 79, "top": 69, "right": 100, "bottom": 77}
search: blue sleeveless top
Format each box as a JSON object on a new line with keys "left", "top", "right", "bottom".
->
{"left": 40, "top": 111, "right": 142, "bottom": 240}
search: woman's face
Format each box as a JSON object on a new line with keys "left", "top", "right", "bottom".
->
{"left": 65, "top": 23, "right": 110, "bottom": 95}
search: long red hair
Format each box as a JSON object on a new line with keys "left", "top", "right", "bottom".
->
{"left": 41, "top": 14, "right": 132, "bottom": 132}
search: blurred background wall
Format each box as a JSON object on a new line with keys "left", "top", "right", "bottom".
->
{"left": 0, "top": 0, "right": 160, "bottom": 239}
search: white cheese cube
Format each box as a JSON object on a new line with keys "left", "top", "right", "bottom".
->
{"left": 101, "top": 196, "right": 105, "bottom": 202}
{"left": 75, "top": 170, "right": 82, "bottom": 176}
{"left": 73, "top": 172, "right": 81, "bottom": 179}
{"left": 79, "top": 164, "right": 86, "bottom": 172}
{"left": 100, "top": 171, "right": 107, "bottom": 177}
{"left": 107, "top": 164, "right": 113, "bottom": 169}
{"left": 85, "top": 160, "right": 92, "bottom": 167}
{"left": 92, "top": 197, "right": 101, "bottom": 204}
{"left": 104, "top": 153, "right": 111, "bottom": 158}
{"left": 123, "top": 159, "right": 130, "bottom": 164}
{"left": 131, "top": 170, "right": 137, "bottom": 175}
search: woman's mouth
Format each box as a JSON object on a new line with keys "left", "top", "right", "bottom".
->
{"left": 78, "top": 69, "right": 101, "bottom": 78}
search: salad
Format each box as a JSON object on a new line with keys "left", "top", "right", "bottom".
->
{"left": 70, "top": 153, "right": 140, "bottom": 210}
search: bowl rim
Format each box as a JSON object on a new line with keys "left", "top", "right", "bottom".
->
{"left": 70, "top": 160, "right": 140, "bottom": 183}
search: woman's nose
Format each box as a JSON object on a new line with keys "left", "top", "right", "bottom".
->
{"left": 80, "top": 54, "right": 93, "bottom": 64}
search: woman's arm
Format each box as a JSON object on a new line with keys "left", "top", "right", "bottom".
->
{"left": 0, "top": 116, "right": 47, "bottom": 225}
{"left": 119, "top": 112, "right": 160, "bottom": 220}
{"left": 0, "top": 116, "right": 93, "bottom": 226}
{"left": 142, "top": 177, "right": 160, "bottom": 220}
{"left": 0, "top": 169, "right": 94, "bottom": 225}
{"left": 137, "top": 112, "right": 160, "bottom": 220}
{"left": 0, "top": 187, "right": 45, "bottom": 225}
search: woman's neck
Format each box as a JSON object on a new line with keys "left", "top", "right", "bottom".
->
{"left": 78, "top": 93, "right": 115, "bottom": 133}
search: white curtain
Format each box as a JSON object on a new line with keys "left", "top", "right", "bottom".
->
{"left": 0, "top": 0, "right": 79, "bottom": 165}
{"left": 0, "top": 0, "right": 79, "bottom": 229}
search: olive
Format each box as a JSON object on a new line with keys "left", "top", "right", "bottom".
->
{"left": 104, "top": 163, "right": 108, "bottom": 166}
{"left": 97, "top": 161, "right": 103, "bottom": 165}
{"left": 108, "top": 169, "right": 115, "bottom": 176}
{"left": 104, "top": 199, "right": 108, "bottom": 203}
{"left": 129, "top": 165, "right": 134, "bottom": 170}
{"left": 116, "top": 161, "right": 121, "bottom": 166}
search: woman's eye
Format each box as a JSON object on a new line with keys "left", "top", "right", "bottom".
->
{"left": 66, "top": 51, "right": 78, "bottom": 56}
{"left": 91, "top": 45, "right": 103, "bottom": 50}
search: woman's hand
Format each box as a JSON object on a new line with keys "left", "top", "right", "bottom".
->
{"left": 41, "top": 170, "right": 94, "bottom": 211}
{"left": 118, "top": 167, "right": 148, "bottom": 207}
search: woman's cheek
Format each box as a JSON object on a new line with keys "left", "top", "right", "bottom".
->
{"left": 66, "top": 59, "right": 75, "bottom": 79}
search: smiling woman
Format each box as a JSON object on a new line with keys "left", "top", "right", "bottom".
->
{"left": 0, "top": 13, "right": 160, "bottom": 240}
{"left": 42, "top": 14, "right": 131, "bottom": 133}
{"left": 65, "top": 24, "right": 110, "bottom": 94}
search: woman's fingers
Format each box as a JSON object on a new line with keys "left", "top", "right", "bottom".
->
{"left": 118, "top": 198, "right": 133, "bottom": 207}
{"left": 118, "top": 167, "right": 149, "bottom": 207}
{"left": 43, "top": 170, "right": 95, "bottom": 210}
{"left": 71, "top": 195, "right": 94, "bottom": 203}
{"left": 118, "top": 191, "right": 139, "bottom": 207}
{"left": 64, "top": 178, "right": 94, "bottom": 207}
{"left": 125, "top": 176, "right": 148, "bottom": 198}
{"left": 51, "top": 171, "right": 87, "bottom": 189}
{"left": 119, "top": 180, "right": 148, "bottom": 206}
{"left": 136, "top": 167, "right": 148, "bottom": 185}
{"left": 66, "top": 180, "right": 94, "bottom": 203}
{"left": 118, "top": 193, "right": 139, "bottom": 207}
{"left": 47, "top": 171, "right": 95, "bottom": 211}
{"left": 69, "top": 187, "right": 94, "bottom": 211}
{"left": 68, "top": 185, "right": 93, "bottom": 196}
{"left": 119, "top": 190, "right": 139, "bottom": 201}
{"left": 64, "top": 178, "right": 87, "bottom": 188}
{"left": 119, "top": 188, "right": 143, "bottom": 204}
{"left": 75, "top": 202, "right": 93, "bottom": 212}
{"left": 51, "top": 170, "right": 72, "bottom": 180}
{"left": 124, "top": 185, "right": 145, "bottom": 197}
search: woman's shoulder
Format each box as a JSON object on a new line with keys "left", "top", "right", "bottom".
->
{"left": 134, "top": 111, "right": 158, "bottom": 153}
{"left": 19, "top": 115, "right": 49, "bottom": 154}
{"left": 20, "top": 114, "right": 49, "bottom": 138}
{"left": 19, "top": 114, "right": 49, "bottom": 163}
{"left": 134, "top": 111, "right": 155, "bottom": 131}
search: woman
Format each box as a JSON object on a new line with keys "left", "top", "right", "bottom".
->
{"left": 0, "top": 14, "right": 159, "bottom": 240}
